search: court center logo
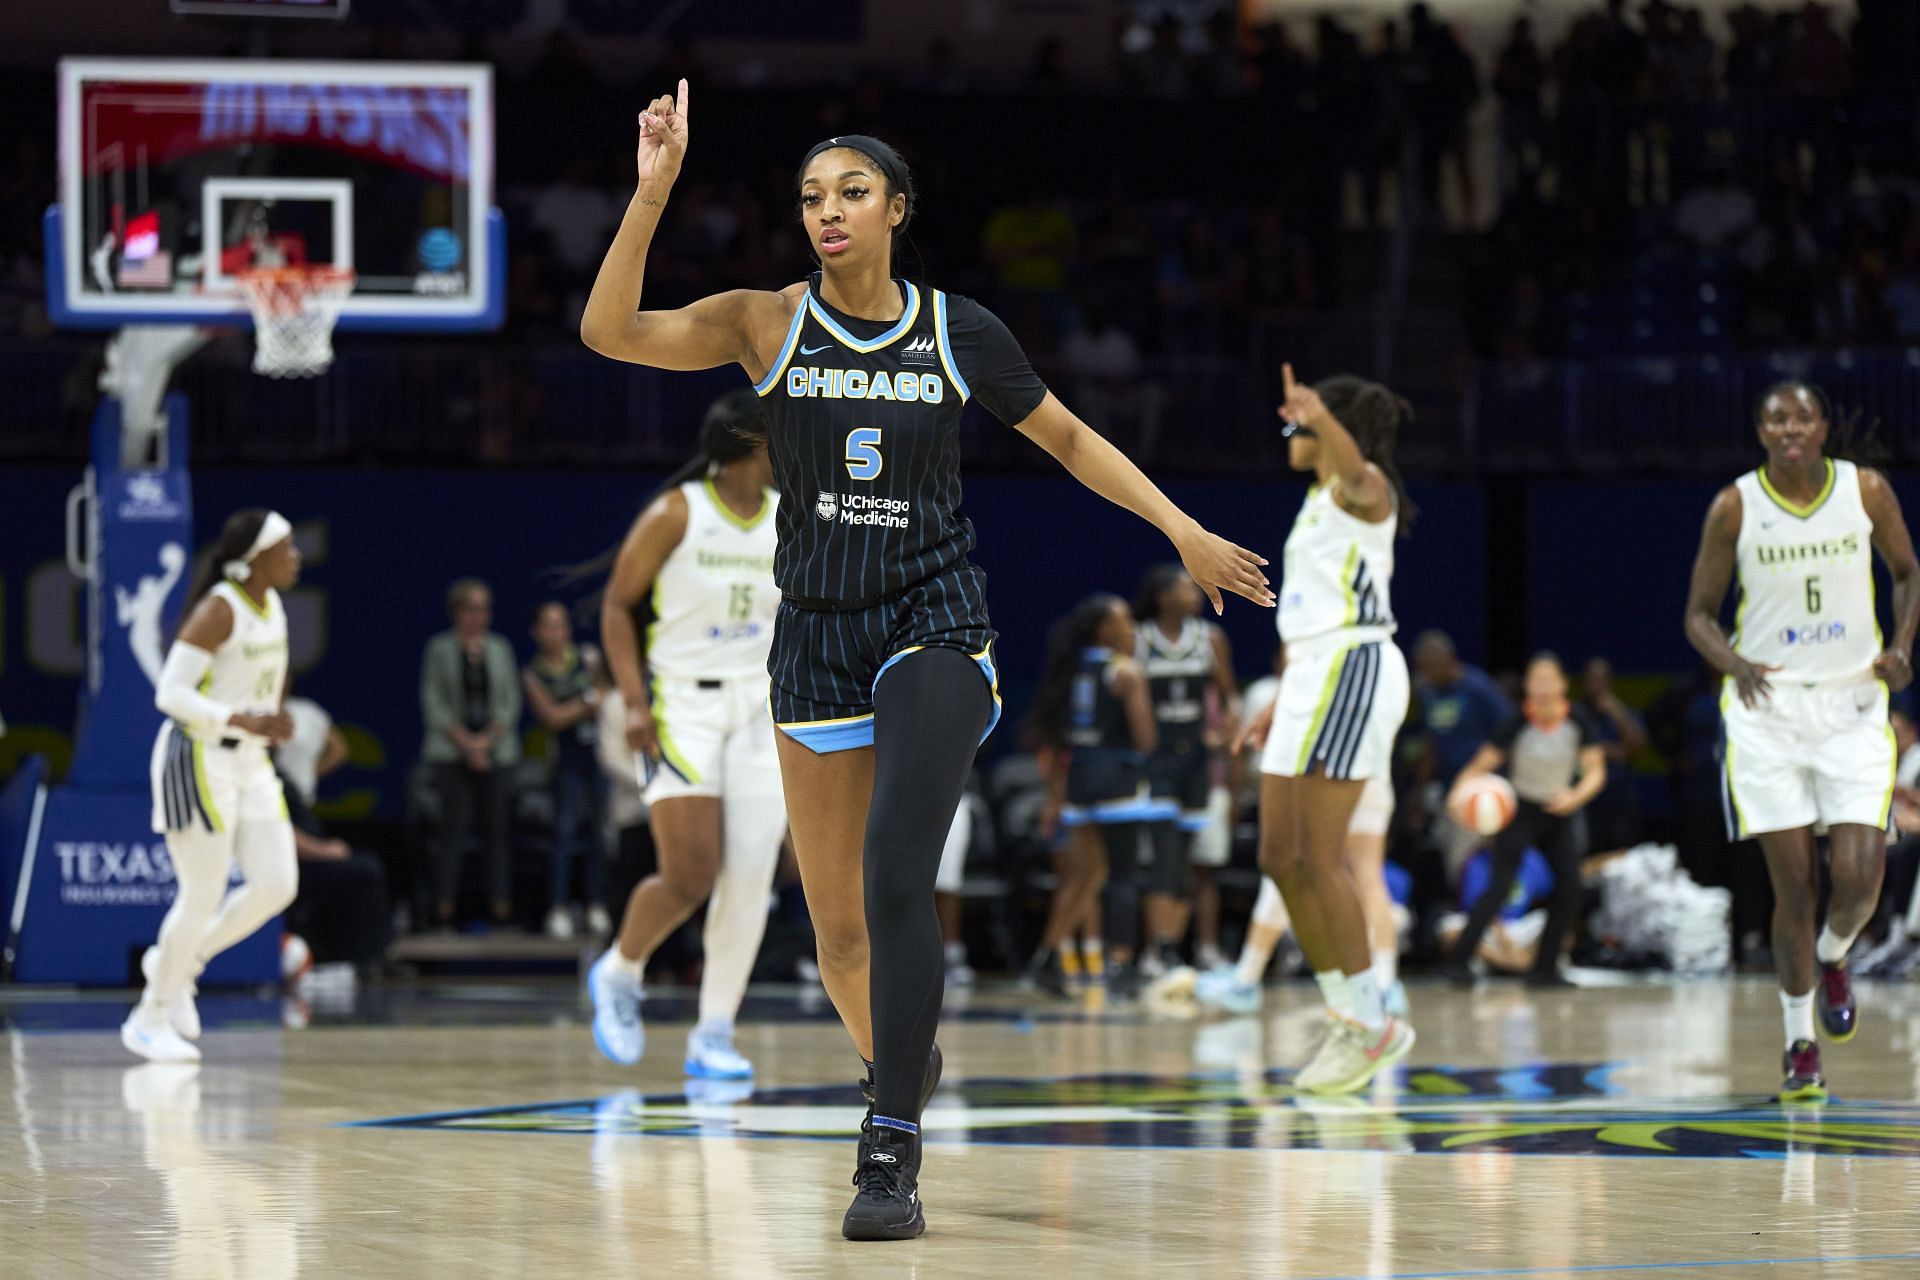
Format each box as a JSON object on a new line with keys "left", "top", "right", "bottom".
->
{"left": 353, "top": 1061, "right": 1920, "bottom": 1160}
{"left": 815, "top": 491, "right": 838, "bottom": 522}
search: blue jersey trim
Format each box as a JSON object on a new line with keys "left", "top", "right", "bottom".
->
{"left": 871, "top": 643, "right": 1003, "bottom": 746}
{"left": 805, "top": 281, "right": 921, "bottom": 353}
{"left": 777, "top": 713, "right": 877, "bottom": 754}
{"left": 933, "top": 290, "right": 971, "bottom": 402}
{"left": 754, "top": 302, "right": 809, "bottom": 396}
{"left": 1061, "top": 797, "right": 1180, "bottom": 827}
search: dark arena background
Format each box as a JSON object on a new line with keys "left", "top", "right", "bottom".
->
{"left": 3, "top": 1, "right": 1920, "bottom": 1276}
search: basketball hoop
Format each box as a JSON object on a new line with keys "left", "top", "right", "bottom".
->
{"left": 237, "top": 265, "right": 355, "bottom": 377}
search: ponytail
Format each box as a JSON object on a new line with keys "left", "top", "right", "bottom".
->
{"left": 1316, "top": 375, "right": 1418, "bottom": 537}
{"left": 176, "top": 509, "right": 268, "bottom": 640}
{"left": 548, "top": 389, "right": 769, "bottom": 620}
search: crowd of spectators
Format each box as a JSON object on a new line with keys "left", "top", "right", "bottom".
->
{"left": 8, "top": 2, "right": 1920, "bottom": 420}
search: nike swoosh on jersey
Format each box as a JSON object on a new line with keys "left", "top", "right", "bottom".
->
{"left": 800, "top": 343, "right": 832, "bottom": 355}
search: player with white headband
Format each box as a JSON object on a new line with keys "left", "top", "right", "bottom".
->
{"left": 123, "top": 509, "right": 303, "bottom": 1063}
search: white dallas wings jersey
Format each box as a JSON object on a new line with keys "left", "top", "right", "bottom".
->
{"left": 647, "top": 479, "right": 780, "bottom": 681}
{"left": 1732, "top": 458, "right": 1879, "bottom": 685}
{"left": 203, "top": 581, "right": 289, "bottom": 737}
{"left": 1279, "top": 483, "right": 1396, "bottom": 644}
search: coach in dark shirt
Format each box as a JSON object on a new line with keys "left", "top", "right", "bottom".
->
{"left": 1445, "top": 652, "right": 1607, "bottom": 987}
{"left": 1414, "top": 630, "right": 1516, "bottom": 785}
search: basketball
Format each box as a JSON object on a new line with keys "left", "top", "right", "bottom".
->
{"left": 1451, "top": 773, "right": 1518, "bottom": 836}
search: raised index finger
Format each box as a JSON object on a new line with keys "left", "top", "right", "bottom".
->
{"left": 1282, "top": 362, "right": 1297, "bottom": 400}
{"left": 677, "top": 78, "right": 689, "bottom": 120}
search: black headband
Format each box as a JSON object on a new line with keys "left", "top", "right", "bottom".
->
{"left": 801, "top": 135, "right": 908, "bottom": 194}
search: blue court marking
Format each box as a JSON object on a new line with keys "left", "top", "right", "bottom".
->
{"left": 345, "top": 1057, "right": 1920, "bottom": 1161}
{"left": 348, "top": 1060, "right": 1621, "bottom": 1132}
{"left": 1305, "top": 1253, "right": 1920, "bottom": 1280}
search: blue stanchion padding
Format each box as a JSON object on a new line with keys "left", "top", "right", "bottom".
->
{"left": 66, "top": 394, "right": 194, "bottom": 791}
{"left": 12, "top": 787, "right": 277, "bottom": 986}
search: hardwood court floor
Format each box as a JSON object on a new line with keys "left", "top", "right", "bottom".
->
{"left": 3, "top": 975, "right": 1920, "bottom": 1279}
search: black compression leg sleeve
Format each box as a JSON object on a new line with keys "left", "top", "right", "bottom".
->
{"left": 866, "top": 646, "right": 993, "bottom": 1127}
{"left": 1102, "top": 824, "right": 1143, "bottom": 954}
{"left": 1146, "top": 819, "right": 1194, "bottom": 898}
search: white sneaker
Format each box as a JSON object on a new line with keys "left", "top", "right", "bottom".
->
{"left": 121, "top": 1005, "right": 201, "bottom": 1064}
{"left": 1145, "top": 963, "right": 1199, "bottom": 1005}
{"left": 1196, "top": 944, "right": 1229, "bottom": 972}
{"left": 1194, "top": 967, "right": 1262, "bottom": 1015}
{"left": 684, "top": 1023, "right": 754, "bottom": 1081}
{"left": 1294, "top": 1017, "right": 1415, "bottom": 1096}
{"left": 586, "top": 904, "right": 613, "bottom": 937}
{"left": 588, "top": 951, "right": 644, "bottom": 1066}
{"left": 944, "top": 942, "right": 976, "bottom": 987}
{"left": 546, "top": 907, "right": 576, "bottom": 941}
{"left": 141, "top": 947, "right": 201, "bottom": 1041}
{"left": 1384, "top": 978, "right": 1410, "bottom": 1020}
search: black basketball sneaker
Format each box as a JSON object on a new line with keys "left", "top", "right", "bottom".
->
{"left": 843, "top": 1124, "right": 924, "bottom": 1240}
{"left": 1779, "top": 1039, "right": 1827, "bottom": 1103}
{"left": 1024, "top": 947, "right": 1071, "bottom": 997}
{"left": 1816, "top": 962, "right": 1857, "bottom": 1042}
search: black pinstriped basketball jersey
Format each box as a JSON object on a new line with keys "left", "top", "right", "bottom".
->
{"left": 754, "top": 274, "right": 974, "bottom": 601}
{"left": 1067, "top": 649, "right": 1132, "bottom": 751}
{"left": 1139, "top": 619, "right": 1213, "bottom": 754}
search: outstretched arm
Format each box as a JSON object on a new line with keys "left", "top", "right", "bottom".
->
{"left": 578, "top": 80, "right": 786, "bottom": 374}
{"left": 601, "top": 489, "right": 689, "bottom": 758}
{"left": 1864, "top": 468, "right": 1919, "bottom": 693}
{"left": 1278, "top": 363, "right": 1390, "bottom": 522}
{"left": 1012, "top": 392, "right": 1272, "bottom": 614}
{"left": 1684, "top": 485, "right": 1775, "bottom": 709}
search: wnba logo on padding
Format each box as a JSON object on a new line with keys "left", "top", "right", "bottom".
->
{"left": 815, "top": 492, "right": 839, "bottom": 522}
{"left": 118, "top": 472, "right": 182, "bottom": 521}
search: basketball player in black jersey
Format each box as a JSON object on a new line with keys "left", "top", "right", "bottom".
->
{"left": 1028, "top": 594, "right": 1163, "bottom": 995}
{"left": 582, "top": 81, "right": 1271, "bottom": 1240}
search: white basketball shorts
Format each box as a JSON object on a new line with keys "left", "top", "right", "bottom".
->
{"left": 1260, "top": 632, "right": 1409, "bottom": 783}
{"left": 1721, "top": 678, "right": 1896, "bottom": 839}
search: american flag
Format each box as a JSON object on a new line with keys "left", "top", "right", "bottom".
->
{"left": 117, "top": 211, "right": 173, "bottom": 288}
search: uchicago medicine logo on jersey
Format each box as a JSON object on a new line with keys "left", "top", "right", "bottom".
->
{"left": 815, "top": 492, "right": 911, "bottom": 529}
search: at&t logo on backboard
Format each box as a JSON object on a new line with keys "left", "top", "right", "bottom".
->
{"left": 414, "top": 228, "right": 466, "bottom": 295}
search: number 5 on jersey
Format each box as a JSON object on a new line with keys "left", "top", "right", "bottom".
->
{"left": 845, "top": 427, "right": 884, "bottom": 481}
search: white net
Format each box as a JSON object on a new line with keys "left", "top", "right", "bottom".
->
{"left": 237, "top": 266, "right": 355, "bottom": 378}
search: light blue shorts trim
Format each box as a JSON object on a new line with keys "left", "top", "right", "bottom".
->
{"left": 776, "top": 645, "right": 1002, "bottom": 755}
